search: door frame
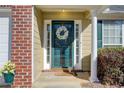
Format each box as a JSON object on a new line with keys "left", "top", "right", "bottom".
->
{"left": 43, "top": 20, "right": 82, "bottom": 70}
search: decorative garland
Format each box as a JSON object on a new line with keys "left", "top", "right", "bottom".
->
{"left": 56, "top": 26, "right": 69, "bottom": 40}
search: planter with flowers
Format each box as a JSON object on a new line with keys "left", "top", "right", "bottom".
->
{"left": 0, "top": 60, "right": 15, "bottom": 84}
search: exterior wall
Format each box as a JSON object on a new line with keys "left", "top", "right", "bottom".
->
{"left": 82, "top": 12, "right": 124, "bottom": 71}
{"left": 82, "top": 19, "right": 91, "bottom": 71}
{"left": 33, "top": 7, "right": 43, "bottom": 81}
{"left": 0, "top": 5, "right": 32, "bottom": 88}
{"left": 43, "top": 12, "right": 91, "bottom": 71}
{"left": 43, "top": 12, "right": 85, "bottom": 20}
{"left": 98, "top": 13, "right": 124, "bottom": 19}
{"left": 41, "top": 11, "right": 124, "bottom": 72}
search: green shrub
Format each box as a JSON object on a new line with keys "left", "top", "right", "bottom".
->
{"left": 97, "top": 48, "right": 124, "bottom": 86}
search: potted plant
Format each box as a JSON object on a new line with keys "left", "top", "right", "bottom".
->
{"left": 0, "top": 60, "right": 15, "bottom": 84}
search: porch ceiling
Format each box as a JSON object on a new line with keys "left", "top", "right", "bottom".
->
{"left": 103, "top": 5, "right": 124, "bottom": 13}
{"left": 37, "top": 5, "right": 103, "bottom": 12}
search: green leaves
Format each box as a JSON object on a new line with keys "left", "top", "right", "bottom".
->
{"left": 0, "top": 69, "right": 2, "bottom": 77}
{"left": 0, "top": 60, "right": 16, "bottom": 76}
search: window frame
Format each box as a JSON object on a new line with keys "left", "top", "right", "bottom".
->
{"left": 0, "top": 10, "right": 11, "bottom": 67}
{"left": 102, "top": 20, "right": 123, "bottom": 48}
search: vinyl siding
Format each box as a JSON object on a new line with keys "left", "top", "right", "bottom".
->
{"left": 33, "top": 7, "right": 44, "bottom": 81}
{"left": 98, "top": 13, "right": 124, "bottom": 19}
{"left": 82, "top": 19, "right": 91, "bottom": 71}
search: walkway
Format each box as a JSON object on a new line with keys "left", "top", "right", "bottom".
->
{"left": 33, "top": 72, "right": 90, "bottom": 88}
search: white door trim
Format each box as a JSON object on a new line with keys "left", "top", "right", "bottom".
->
{"left": 43, "top": 20, "right": 82, "bottom": 70}
{"left": 74, "top": 20, "right": 82, "bottom": 70}
{"left": 43, "top": 20, "right": 52, "bottom": 70}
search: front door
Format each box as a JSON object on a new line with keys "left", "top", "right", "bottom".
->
{"left": 52, "top": 21, "right": 74, "bottom": 68}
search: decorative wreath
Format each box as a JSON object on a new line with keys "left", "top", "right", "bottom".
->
{"left": 56, "top": 26, "right": 69, "bottom": 40}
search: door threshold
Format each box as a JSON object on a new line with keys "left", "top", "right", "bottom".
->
{"left": 42, "top": 68, "right": 71, "bottom": 72}
{"left": 42, "top": 69, "right": 84, "bottom": 72}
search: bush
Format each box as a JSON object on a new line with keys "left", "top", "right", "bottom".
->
{"left": 97, "top": 48, "right": 124, "bottom": 86}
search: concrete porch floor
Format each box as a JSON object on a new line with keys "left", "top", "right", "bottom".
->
{"left": 33, "top": 72, "right": 90, "bottom": 88}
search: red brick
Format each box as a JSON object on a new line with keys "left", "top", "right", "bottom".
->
{"left": 24, "top": 24, "right": 32, "bottom": 27}
{"left": 15, "top": 50, "right": 23, "bottom": 52}
{"left": 20, "top": 79, "right": 27, "bottom": 82}
{"left": 13, "top": 15, "right": 19, "bottom": 18}
{"left": 20, "top": 65, "right": 27, "bottom": 69}
{"left": 24, "top": 76, "right": 31, "bottom": 79}
{"left": 23, "top": 6, "right": 32, "bottom": 8}
{"left": 13, "top": 27, "right": 19, "bottom": 30}
{"left": 24, "top": 82, "right": 32, "bottom": 85}
{"left": 16, "top": 18, "right": 24, "bottom": 21}
{"left": 20, "top": 28, "right": 27, "bottom": 30}
{"left": 15, "top": 76, "right": 22, "bottom": 79}
{"left": 21, "top": 9, "right": 28, "bottom": 11}
{"left": 16, "top": 24, "right": 23, "bottom": 27}
{"left": 16, "top": 6, "right": 24, "bottom": 8}
{"left": 16, "top": 69, "right": 22, "bottom": 72}
{"left": 15, "top": 81, "right": 22, "bottom": 85}
{"left": 20, "top": 21, "right": 27, "bottom": 24}
{"left": 0, "top": 5, "right": 32, "bottom": 88}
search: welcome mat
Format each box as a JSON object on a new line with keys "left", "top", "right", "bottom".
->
{"left": 54, "top": 72, "right": 72, "bottom": 76}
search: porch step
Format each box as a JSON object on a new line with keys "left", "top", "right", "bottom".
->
{"left": 42, "top": 68, "right": 71, "bottom": 73}
{"left": 41, "top": 68, "right": 80, "bottom": 76}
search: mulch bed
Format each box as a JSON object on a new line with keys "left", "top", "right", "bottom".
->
{"left": 81, "top": 82, "right": 124, "bottom": 88}
{"left": 0, "top": 85, "right": 11, "bottom": 88}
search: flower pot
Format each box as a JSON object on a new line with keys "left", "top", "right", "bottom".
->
{"left": 3, "top": 73, "right": 14, "bottom": 84}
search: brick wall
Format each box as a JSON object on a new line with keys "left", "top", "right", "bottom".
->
{"left": 0, "top": 5, "right": 32, "bottom": 88}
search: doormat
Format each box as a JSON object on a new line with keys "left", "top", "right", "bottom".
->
{"left": 54, "top": 72, "right": 72, "bottom": 76}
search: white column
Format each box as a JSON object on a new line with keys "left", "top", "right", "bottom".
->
{"left": 90, "top": 10, "right": 99, "bottom": 83}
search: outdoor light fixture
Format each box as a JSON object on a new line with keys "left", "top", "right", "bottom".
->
{"left": 62, "top": 9, "right": 65, "bottom": 12}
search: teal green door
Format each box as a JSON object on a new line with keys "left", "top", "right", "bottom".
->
{"left": 52, "top": 21, "right": 74, "bottom": 68}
